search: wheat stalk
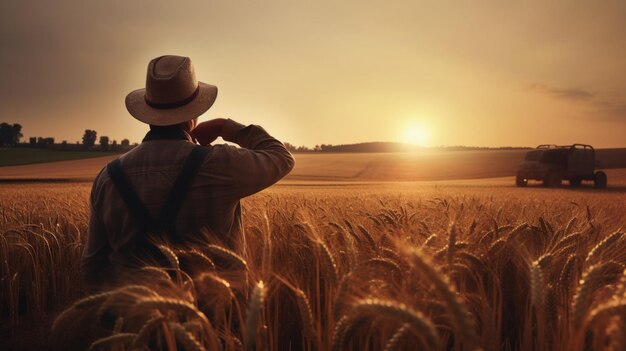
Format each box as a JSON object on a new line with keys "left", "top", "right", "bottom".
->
{"left": 244, "top": 280, "right": 266, "bottom": 351}
{"left": 606, "top": 316, "right": 625, "bottom": 351}
{"left": 87, "top": 333, "right": 137, "bottom": 351}
{"left": 132, "top": 312, "right": 166, "bottom": 348}
{"left": 135, "top": 296, "right": 208, "bottom": 324}
{"left": 352, "top": 298, "right": 439, "bottom": 350}
{"left": 447, "top": 222, "right": 457, "bottom": 265}
{"left": 406, "top": 248, "right": 479, "bottom": 347}
{"left": 294, "top": 288, "right": 316, "bottom": 340}
{"left": 357, "top": 224, "right": 377, "bottom": 247}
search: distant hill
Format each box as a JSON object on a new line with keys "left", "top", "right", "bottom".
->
{"left": 289, "top": 141, "right": 532, "bottom": 153}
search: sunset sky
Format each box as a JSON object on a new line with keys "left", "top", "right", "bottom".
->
{"left": 1, "top": 1, "right": 625, "bottom": 148}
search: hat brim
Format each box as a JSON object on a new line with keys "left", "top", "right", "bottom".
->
{"left": 125, "top": 82, "right": 218, "bottom": 126}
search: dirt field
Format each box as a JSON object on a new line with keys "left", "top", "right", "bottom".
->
{"left": 1, "top": 148, "right": 625, "bottom": 182}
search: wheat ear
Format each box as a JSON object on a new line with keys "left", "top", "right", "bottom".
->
{"left": 584, "top": 231, "right": 623, "bottom": 266}
{"left": 140, "top": 266, "right": 172, "bottom": 281}
{"left": 158, "top": 244, "right": 180, "bottom": 269}
{"left": 331, "top": 314, "right": 365, "bottom": 351}
{"left": 317, "top": 240, "right": 339, "bottom": 282}
{"left": 364, "top": 257, "right": 403, "bottom": 277}
{"left": 586, "top": 298, "right": 626, "bottom": 327}
{"left": 204, "top": 244, "right": 248, "bottom": 271}
{"left": 530, "top": 261, "right": 545, "bottom": 312}
{"left": 383, "top": 323, "right": 410, "bottom": 351}
{"left": 171, "top": 322, "right": 206, "bottom": 351}
{"left": 571, "top": 262, "right": 624, "bottom": 329}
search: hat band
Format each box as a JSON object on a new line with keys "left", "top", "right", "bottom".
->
{"left": 144, "top": 86, "right": 200, "bottom": 109}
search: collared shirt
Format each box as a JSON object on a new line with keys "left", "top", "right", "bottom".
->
{"left": 81, "top": 122, "right": 294, "bottom": 287}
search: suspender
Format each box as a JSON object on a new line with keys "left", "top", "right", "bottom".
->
{"left": 157, "top": 146, "right": 210, "bottom": 237}
{"left": 106, "top": 146, "right": 210, "bottom": 247}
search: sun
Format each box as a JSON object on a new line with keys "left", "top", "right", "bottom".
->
{"left": 403, "top": 122, "right": 429, "bottom": 146}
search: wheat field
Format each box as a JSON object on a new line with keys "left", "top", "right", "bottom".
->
{"left": 1, "top": 181, "right": 625, "bottom": 351}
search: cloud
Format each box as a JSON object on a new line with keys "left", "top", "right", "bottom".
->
{"left": 592, "top": 100, "right": 626, "bottom": 120}
{"left": 528, "top": 83, "right": 595, "bottom": 101}
{"left": 529, "top": 83, "right": 626, "bottom": 120}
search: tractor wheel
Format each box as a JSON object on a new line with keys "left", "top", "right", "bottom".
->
{"left": 569, "top": 177, "right": 582, "bottom": 187}
{"left": 545, "top": 172, "right": 562, "bottom": 188}
{"left": 594, "top": 171, "right": 607, "bottom": 189}
{"left": 516, "top": 174, "right": 528, "bottom": 187}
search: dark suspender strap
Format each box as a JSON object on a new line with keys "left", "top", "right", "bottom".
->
{"left": 106, "top": 159, "right": 157, "bottom": 234}
{"left": 157, "top": 146, "right": 210, "bottom": 237}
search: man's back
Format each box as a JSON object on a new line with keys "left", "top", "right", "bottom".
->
{"left": 81, "top": 123, "right": 294, "bottom": 287}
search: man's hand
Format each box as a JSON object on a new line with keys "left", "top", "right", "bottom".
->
{"left": 191, "top": 118, "right": 246, "bottom": 145}
{"left": 191, "top": 118, "right": 227, "bottom": 145}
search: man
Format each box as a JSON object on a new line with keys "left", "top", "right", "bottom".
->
{"left": 81, "top": 55, "right": 294, "bottom": 288}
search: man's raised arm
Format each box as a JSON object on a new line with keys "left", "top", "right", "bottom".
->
{"left": 192, "top": 118, "right": 295, "bottom": 198}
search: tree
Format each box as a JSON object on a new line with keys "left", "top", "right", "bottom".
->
{"left": 121, "top": 139, "right": 130, "bottom": 147}
{"left": 29, "top": 137, "right": 37, "bottom": 146}
{"left": 0, "top": 122, "right": 23, "bottom": 146}
{"left": 296, "top": 145, "right": 310, "bottom": 152}
{"left": 100, "top": 136, "right": 110, "bottom": 150}
{"left": 320, "top": 144, "right": 333, "bottom": 151}
{"left": 37, "top": 137, "right": 54, "bottom": 146}
{"left": 11, "top": 124, "right": 22, "bottom": 144}
{"left": 82, "top": 129, "right": 97, "bottom": 147}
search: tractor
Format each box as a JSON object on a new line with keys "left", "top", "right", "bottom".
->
{"left": 516, "top": 144, "right": 607, "bottom": 188}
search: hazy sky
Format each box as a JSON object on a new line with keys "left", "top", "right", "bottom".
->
{"left": 1, "top": 0, "right": 625, "bottom": 147}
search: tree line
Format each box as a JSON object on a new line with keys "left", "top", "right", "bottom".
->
{"left": 2, "top": 121, "right": 533, "bottom": 153}
{"left": 0, "top": 122, "right": 132, "bottom": 150}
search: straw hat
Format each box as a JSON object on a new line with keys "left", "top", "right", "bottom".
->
{"left": 125, "top": 55, "right": 218, "bottom": 126}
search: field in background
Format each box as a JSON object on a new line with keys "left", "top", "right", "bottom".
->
{"left": 1, "top": 148, "right": 626, "bottom": 182}
{"left": 0, "top": 148, "right": 121, "bottom": 167}
{"left": 1, "top": 175, "right": 625, "bottom": 350}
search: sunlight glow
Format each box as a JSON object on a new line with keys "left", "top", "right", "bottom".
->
{"left": 402, "top": 122, "right": 429, "bottom": 146}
